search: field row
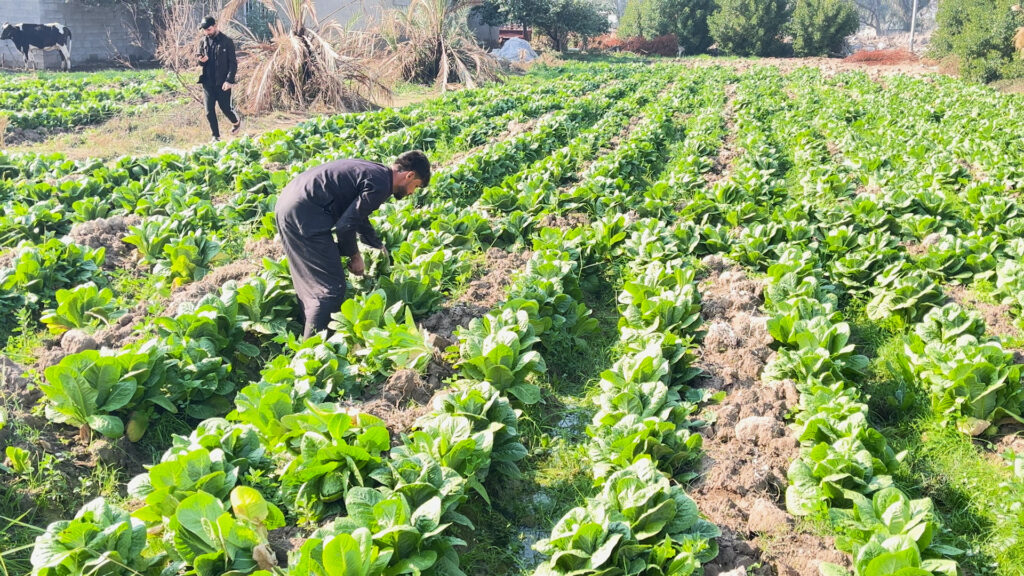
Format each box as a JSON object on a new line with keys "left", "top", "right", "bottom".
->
{"left": 2, "top": 62, "right": 1024, "bottom": 576}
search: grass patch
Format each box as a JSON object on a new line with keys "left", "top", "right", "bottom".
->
{"left": 2, "top": 310, "right": 51, "bottom": 368}
{"left": 461, "top": 438, "right": 593, "bottom": 576}
{"left": 461, "top": 270, "right": 620, "bottom": 575}
{"left": 839, "top": 290, "right": 1024, "bottom": 574}
{"left": 840, "top": 281, "right": 1024, "bottom": 575}
{"left": 884, "top": 418, "right": 1023, "bottom": 576}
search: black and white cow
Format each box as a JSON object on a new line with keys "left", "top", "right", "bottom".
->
{"left": 0, "top": 23, "right": 72, "bottom": 71}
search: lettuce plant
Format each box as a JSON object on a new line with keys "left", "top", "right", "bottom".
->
{"left": 278, "top": 409, "right": 390, "bottom": 523}
{"left": 167, "top": 487, "right": 283, "bottom": 576}
{"left": 458, "top": 308, "right": 546, "bottom": 405}
{"left": 40, "top": 282, "right": 122, "bottom": 335}
{"left": 535, "top": 460, "right": 719, "bottom": 575}
{"left": 41, "top": 349, "right": 143, "bottom": 439}
{"left": 424, "top": 380, "right": 527, "bottom": 481}
{"left": 31, "top": 498, "right": 163, "bottom": 576}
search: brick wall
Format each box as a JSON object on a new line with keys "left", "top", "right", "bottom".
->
{"left": 1, "top": 0, "right": 155, "bottom": 69}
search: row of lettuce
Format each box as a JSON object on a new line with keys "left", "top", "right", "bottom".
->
{"left": 0, "top": 66, "right": 644, "bottom": 347}
{"left": 532, "top": 81, "right": 731, "bottom": 574}
{"left": 18, "top": 62, "right": 1024, "bottom": 575}
{"left": 0, "top": 70, "right": 177, "bottom": 130}
{"left": 25, "top": 63, "right": 738, "bottom": 576}
{"left": 677, "top": 66, "right": 1024, "bottom": 574}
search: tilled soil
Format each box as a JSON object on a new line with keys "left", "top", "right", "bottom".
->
{"left": 538, "top": 212, "right": 591, "bottom": 231}
{"left": 455, "top": 247, "right": 532, "bottom": 310}
{"left": 354, "top": 356, "right": 454, "bottom": 445}
{"left": 420, "top": 301, "right": 489, "bottom": 346}
{"left": 67, "top": 214, "right": 142, "bottom": 271}
{"left": 683, "top": 55, "right": 943, "bottom": 79}
{"left": 947, "top": 284, "right": 1023, "bottom": 342}
{"left": 692, "top": 256, "right": 850, "bottom": 576}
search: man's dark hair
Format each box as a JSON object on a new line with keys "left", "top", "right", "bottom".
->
{"left": 394, "top": 150, "right": 431, "bottom": 186}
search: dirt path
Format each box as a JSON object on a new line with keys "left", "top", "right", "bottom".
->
{"left": 692, "top": 257, "right": 850, "bottom": 576}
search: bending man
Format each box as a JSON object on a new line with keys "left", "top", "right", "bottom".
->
{"left": 275, "top": 151, "right": 431, "bottom": 338}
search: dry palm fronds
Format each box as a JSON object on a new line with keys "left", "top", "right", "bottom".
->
{"left": 227, "top": 0, "right": 388, "bottom": 113}
{"left": 243, "top": 16, "right": 387, "bottom": 113}
{"left": 379, "top": 0, "right": 500, "bottom": 91}
{"left": 1015, "top": 27, "right": 1024, "bottom": 55}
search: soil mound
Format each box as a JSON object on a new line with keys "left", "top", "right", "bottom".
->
{"left": 845, "top": 48, "right": 919, "bottom": 65}
{"left": 693, "top": 256, "right": 850, "bottom": 576}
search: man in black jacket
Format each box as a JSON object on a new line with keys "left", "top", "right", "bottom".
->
{"left": 197, "top": 16, "right": 240, "bottom": 142}
{"left": 276, "top": 151, "right": 432, "bottom": 338}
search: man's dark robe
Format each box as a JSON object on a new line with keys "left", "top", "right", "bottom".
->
{"left": 275, "top": 159, "right": 393, "bottom": 337}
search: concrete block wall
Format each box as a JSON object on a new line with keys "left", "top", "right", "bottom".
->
{"left": 1, "top": 0, "right": 155, "bottom": 70}
{"left": 0, "top": 2, "right": 44, "bottom": 68}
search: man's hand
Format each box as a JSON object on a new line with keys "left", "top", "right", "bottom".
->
{"left": 198, "top": 54, "right": 209, "bottom": 63}
{"left": 222, "top": 81, "right": 233, "bottom": 91}
{"left": 347, "top": 253, "right": 365, "bottom": 276}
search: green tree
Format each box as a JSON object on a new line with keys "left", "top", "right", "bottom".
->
{"left": 537, "top": 0, "right": 611, "bottom": 50}
{"left": 474, "top": 0, "right": 550, "bottom": 30}
{"left": 931, "top": 0, "right": 1024, "bottom": 82}
{"left": 790, "top": 0, "right": 859, "bottom": 56}
{"left": 618, "top": 0, "right": 660, "bottom": 38}
{"left": 658, "top": 0, "right": 715, "bottom": 54}
{"left": 708, "top": 0, "right": 791, "bottom": 56}
{"left": 477, "top": 0, "right": 609, "bottom": 51}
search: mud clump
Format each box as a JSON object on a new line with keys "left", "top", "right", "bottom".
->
{"left": 539, "top": 212, "right": 591, "bottom": 231}
{"left": 0, "top": 355, "right": 41, "bottom": 415}
{"left": 68, "top": 214, "right": 142, "bottom": 271}
{"left": 457, "top": 247, "right": 532, "bottom": 309}
{"left": 704, "top": 528, "right": 767, "bottom": 576}
{"left": 164, "top": 260, "right": 262, "bottom": 315}
{"left": 93, "top": 302, "right": 149, "bottom": 349}
{"left": 421, "top": 302, "right": 488, "bottom": 344}
{"left": 382, "top": 369, "right": 429, "bottom": 405}
{"left": 693, "top": 258, "right": 850, "bottom": 575}
{"left": 356, "top": 354, "right": 455, "bottom": 442}
{"left": 267, "top": 525, "right": 308, "bottom": 568}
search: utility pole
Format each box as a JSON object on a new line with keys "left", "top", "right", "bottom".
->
{"left": 909, "top": 0, "right": 919, "bottom": 53}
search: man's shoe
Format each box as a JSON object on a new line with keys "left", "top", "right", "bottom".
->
{"left": 231, "top": 118, "right": 242, "bottom": 134}
{"left": 211, "top": 136, "right": 220, "bottom": 144}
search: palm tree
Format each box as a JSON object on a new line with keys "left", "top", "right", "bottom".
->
{"left": 224, "top": 0, "right": 388, "bottom": 112}
{"left": 380, "top": 0, "right": 500, "bottom": 91}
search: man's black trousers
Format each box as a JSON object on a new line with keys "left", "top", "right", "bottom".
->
{"left": 203, "top": 84, "right": 239, "bottom": 138}
{"left": 275, "top": 192, "right": 347, "bottom": 339}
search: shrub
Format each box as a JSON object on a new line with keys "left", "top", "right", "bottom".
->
{"left": 589, "top": 34, "right": 680, "bottom": 56}
{"left": 931, "top": 0, "right": 1024, "bottom": 82}
{"left": 617, "top": 0, "right": 713, "bottom": 54}
{"left": 708, "top": 0, "right": 790, "bottom": 56}
{"left": 659, "top": 0, "right": 715, "bottom": 54}
{"left": 790, "top": 0, "right": 860, "bottom": 56}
